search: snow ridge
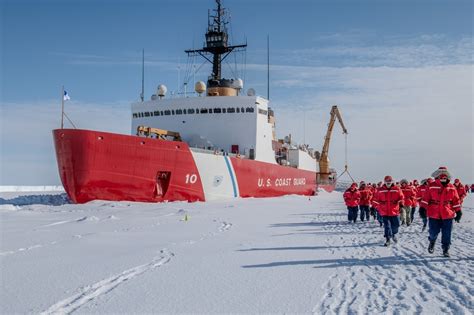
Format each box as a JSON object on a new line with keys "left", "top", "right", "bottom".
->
{"left": 40, "top": 249, "right": 174, "bottom": 315}
{"left": 0, "top": 193, "right": 70, "bottom": 206}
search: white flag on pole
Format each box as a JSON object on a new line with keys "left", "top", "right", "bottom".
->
{"left": 63, "top": 90, "right": 70, "bottom": 101}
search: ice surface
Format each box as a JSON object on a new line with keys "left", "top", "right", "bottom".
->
{"left": 1, "top": 190, "right": 473, "bottom": 314}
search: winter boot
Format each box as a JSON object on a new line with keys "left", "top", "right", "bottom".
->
{"left": 384, "top": 237, "right": 391, "bottom": 247}
{"left": 428, "top": 240, "right": 435, "bottom": 254}
{"left": 392, "top": 235, "right": 398, "bottom": 243}
{"left": 442, "top": 245, "right": 450, "bottom": 257}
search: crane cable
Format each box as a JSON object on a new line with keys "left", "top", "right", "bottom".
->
{"left": 337, "top": 133, "right": 355, "bottom": 182}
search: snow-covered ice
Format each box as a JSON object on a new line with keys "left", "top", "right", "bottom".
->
{"left": 1, "top": 190, "right": 473, "bottom": 314}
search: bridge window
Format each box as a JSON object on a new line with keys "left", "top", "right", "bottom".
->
{"left": 223, "top": 108, "right": 227, "bottom": 113}
{"left": 183, "top": 109, "right": 187, "bottom": 114}
{"left": 213, "top": 108, "right": 221, "bottom": 113}
{"left": 200, "top": 108, "right": 208, "bottom": 114}
{"left": 241, "top": 107, "right": 245, "bottom": 113}
{"left": 176, "top": 109, "right": 182, "bottom": 115}
{"left": 258, "top": 108, "right": 268, "bottom": 115}
{"left": 164, "top": 110, "right": 171, "bottom": 115}
{"left": 236, "top": 107, "right": 240, "bottom": 113}
{"left": 246, "top": 107, "right": 254, "bottom": 113}
{"left": 228, "top": 107, "right": 235, "bottom": 113}
{"left": 133, "top": 113, "right": 138, "bottom": 118}
{"left": 188, "top": 108, "right": 195, "bottom": 114}
{"left": 154, "top": 111, "right": 160, "bottom": 116}
{"left": 160, "top": 111, "right": 164, "bottom": 115}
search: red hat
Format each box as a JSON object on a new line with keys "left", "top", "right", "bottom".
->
{"left": 350, "top": 182, "right": 358, "bottom": 188}
{"left": 384, "top": 175, "right": 393, "bottom": 182}
{"left": 454, "top": 178, "right": 460, "bottom": 183}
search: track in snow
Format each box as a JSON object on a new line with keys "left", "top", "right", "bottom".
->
{"left": 40, "top": 249, "right": 174, "bottom": 315}
{"left": 313, "top": 203, "right": 474, "bottom": 314}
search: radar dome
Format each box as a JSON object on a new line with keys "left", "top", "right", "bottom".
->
{"left": 234, "top": 78, "right": 243, "bottom": 90}
{"left": 195, "top": 81, "right": 206, "bottom": 95}
{"left": 247, "top": 88, "right": 256, "bottom": 96}
{"left": 157, "top": 84, "right": 167, "bottom": 97}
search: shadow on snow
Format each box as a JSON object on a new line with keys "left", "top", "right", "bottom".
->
{"left": 241, "top": 256, "right": 473, "bottom": 269}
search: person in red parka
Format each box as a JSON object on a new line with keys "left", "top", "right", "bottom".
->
{"left": 400, "top": 179, "right": 417, "bottom": 226}
{"left": 373, "top": 175, "right": 404, "bottom": 246}
{"left": 421, "top": 167, "right": 461, "bottom": 257}
{"left": 453, "top": 179, "right": 467, "bottom": 208}
{"left": 344, "top": 183, "right": 361, "bottom": 223}
{"left": 417, "top": 179, "right": 430, "bottom": 231}
{"left": 358, "top": 181, "right": 373, "bottom": 222}
{"left": 369, "top": 183, "right": 378, "bottom": 221}
{"left": 411, "top": 179, "right": 420, "bottom": 223}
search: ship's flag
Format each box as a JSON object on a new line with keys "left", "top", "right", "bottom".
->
{"left": 63, "top": 90, "right": 70, "bottom": 101}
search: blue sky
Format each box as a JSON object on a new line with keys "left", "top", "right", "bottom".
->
{"left": 1, "top": 0, "right": 473, "bottom": 185}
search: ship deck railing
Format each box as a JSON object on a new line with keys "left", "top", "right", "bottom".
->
{"left": 190, "top": 147, "right": 239, "bottom": 158}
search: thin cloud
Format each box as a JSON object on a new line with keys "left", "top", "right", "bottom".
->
{"left": 265, "top": 34, "right": 472, "bottom": 67}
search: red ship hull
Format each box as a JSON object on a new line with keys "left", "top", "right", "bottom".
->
{"left": 53, "top": 129, "right": 335, "bottom": 203}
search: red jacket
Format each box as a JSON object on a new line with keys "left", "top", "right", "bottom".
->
{"left": 359, "top": 188, "right": 373, "bottom": 206}
{"left": 421, "top": 180, "right": 461, "bottom": 220}
{"left": 343, "top": 188, "right": 360, "bottom": 207}
{"left": 412, "top": 184, "right": 420, "bottom": 206}
{"left": 417, "top": 184, "right": 429, "bottom": 208}
{"left": 454, "top": 183, "right": 467, "bottom": 202}
{"left": 373, "top": 185, "right": 404, "bottom": 216}
{"left": 401, "top": 185, "right": 417, "bottom": 207}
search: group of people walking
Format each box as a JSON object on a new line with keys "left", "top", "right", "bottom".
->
{"left": 343, "top": 166, "right": 468, "bottom": 257}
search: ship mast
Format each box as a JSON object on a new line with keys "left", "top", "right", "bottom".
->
{"left": 185, "top": 0, "right": 246, "bottom": 86}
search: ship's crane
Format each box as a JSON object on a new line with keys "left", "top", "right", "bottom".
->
{"left": 317, "top": 105, "right": 353, "bottom": 183}
{"left": 137, "top": 126, "right": 182, "bottom": 142}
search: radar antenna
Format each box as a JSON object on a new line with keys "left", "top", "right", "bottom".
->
{"left": 185, "top": 0, "right": 246, "bottom": 86}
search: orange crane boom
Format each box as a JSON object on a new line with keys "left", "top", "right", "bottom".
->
{"left": 317, "top": 105, "right": 348, "bottom": 183}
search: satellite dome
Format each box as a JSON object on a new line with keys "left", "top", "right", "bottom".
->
{"left": 195, "top": 81, "right": 206, "bottom": 95}
{"left": 234, "top": 78, "right": 243, "bottom": 90}
{"left": 157, "top": 84, "right": 167, "bottom": 97}
{"left": 247, "top": 88, "right": 256, "bottom": 96}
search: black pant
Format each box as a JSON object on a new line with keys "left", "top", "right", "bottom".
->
{"left": 359, "top": 205, "right": 370, "bottom": 221}
{"left": 428, "top": 218, "right": 453, "bottom": 250}
{"left": 383, "top": 216, "right": 400, "bottom": 238}
{"left": 347, "top": 206, "right": 358, "bottom": 222}
{"left": 410, "top": 207, "right": 416, "bottom": 222}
